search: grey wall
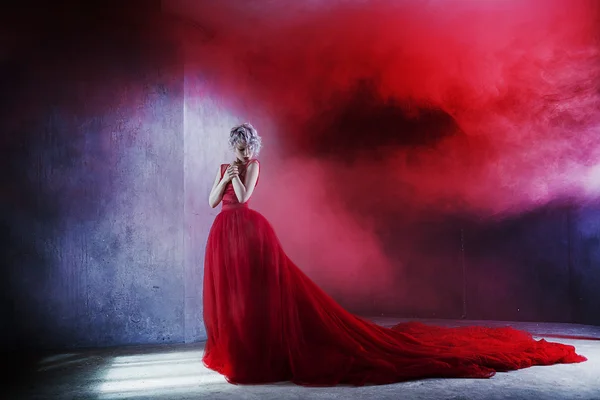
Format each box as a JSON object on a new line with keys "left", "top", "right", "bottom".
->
{"left": 349, "top": 205, "right": 600, "bottom": 326}
{"left": 571, "top": 206, "right": 600, "bottom": 324}
{"left": 1, "top": 2, "right": 185, "bottom": 351}
{"left": 1, "top": 1, "right": 599, "bottom": 355}
{"left": 182, "top": 73, "right": 243, "bottom": 343}
{"left": 463, "top": 208, "right": 572, "bottom": 322}
{"left": 466, "top": 205, "right": 600, "bottom": 325}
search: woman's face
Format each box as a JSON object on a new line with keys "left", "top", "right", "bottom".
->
{"left": 234, "top": 141, "right": 253, "bottom": 162}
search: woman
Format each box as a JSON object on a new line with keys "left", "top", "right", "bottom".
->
{"left": 202, "top": 123, "right": 586, "bottom": 386}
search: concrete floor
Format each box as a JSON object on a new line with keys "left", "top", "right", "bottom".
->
{"left": 5, "top": 319, "right": 600, "bottom": 400}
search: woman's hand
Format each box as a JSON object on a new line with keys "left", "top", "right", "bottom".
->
{"left": 223, "top": 163, "right": 239, "bottom": 182}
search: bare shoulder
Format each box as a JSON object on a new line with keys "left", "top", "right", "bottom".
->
{"left": 247, "top": 159, "right": 260, "bottom": 173}
{"left": 214, "top": 163, "right": 227, "bottom": 177}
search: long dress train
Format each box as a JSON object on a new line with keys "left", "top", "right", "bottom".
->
{"left": 202, "top": 159, "right": 586, "bottom": 386}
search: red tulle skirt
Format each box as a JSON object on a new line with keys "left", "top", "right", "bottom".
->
{"left": 202, "top": 206, "right": 586, "bottom": 386}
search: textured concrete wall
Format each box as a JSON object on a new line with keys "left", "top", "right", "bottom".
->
{"left": 2, "top": 2, "right": 600, "bottom": 356}
{"left": 457, "top": 206, "right": 599, "bottom": 326}
{"left": 182, "top": 73, "right": 244, "bottom": 342}
{"left": 571, "top": 206, "right": 600, "bottom": 325}
{"left": 168, "top": 0, "right": 600, "bottom": 333}
{"left": 462, "top": 208, "right": 572, "bottom": 322}
{"left": 1, "top": 3, "right": 185, "bottom": 350}
{"left": 359, "top": 206, "right": 598, "bottom": 325}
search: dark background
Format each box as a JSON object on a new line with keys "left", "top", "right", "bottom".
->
{"left": 1, "top": 0, "right": 599, "bottom": 364}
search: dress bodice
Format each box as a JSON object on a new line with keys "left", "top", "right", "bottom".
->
{"left": 220, "top": 159, "right": 259, "bottom": 210}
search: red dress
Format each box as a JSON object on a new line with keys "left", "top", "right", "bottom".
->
{"left": 202, "top": 159, "right": 586, "bottom": 386}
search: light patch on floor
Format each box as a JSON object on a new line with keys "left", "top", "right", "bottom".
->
{"left": 97, "top": 351, "right": 214, "bottom": 398}
{"left": 8, "top": 319, "right": 600, "bottom": 400}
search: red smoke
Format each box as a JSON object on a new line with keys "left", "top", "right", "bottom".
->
{"left": 170, "top": 0, "right": 600, "bottom": 310}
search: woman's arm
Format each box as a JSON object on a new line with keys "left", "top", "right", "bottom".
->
{"left": 231, "top": 161, "right": 259, "bottom": 203}
{"left": 208, "top": 166, "right": 230, "bottom": 208}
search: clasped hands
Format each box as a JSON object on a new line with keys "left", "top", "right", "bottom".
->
{"left": 223, "top": 162, "right": 241, "bottom": 182}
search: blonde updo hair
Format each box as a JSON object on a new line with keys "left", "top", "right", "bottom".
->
{"left": 229, "top": 122, "right": 262, "bottom": 156}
